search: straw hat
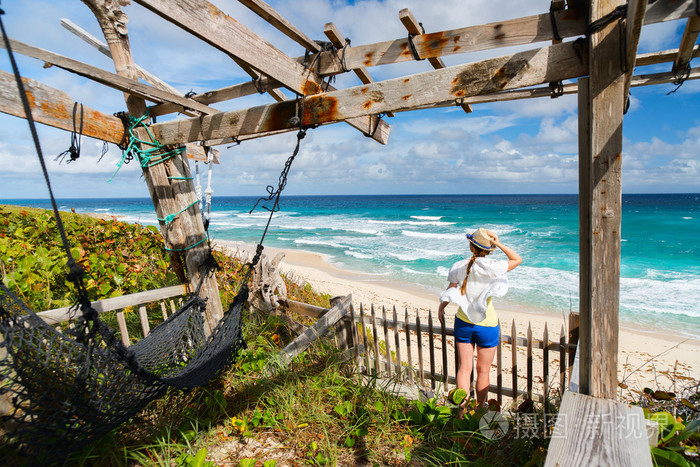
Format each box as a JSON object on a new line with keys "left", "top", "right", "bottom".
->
{"left": 466, "top": 227, "right": 496, "bottom": 251}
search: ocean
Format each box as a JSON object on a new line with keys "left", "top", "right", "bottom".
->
{"left": 4, "top": 194, "right": 700, "bottom": 338}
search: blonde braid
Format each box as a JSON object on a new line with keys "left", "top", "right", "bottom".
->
{"left": 460, "top": 246, "right": 491, "bottom": 296}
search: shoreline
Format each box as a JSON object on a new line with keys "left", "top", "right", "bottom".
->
{"left": 215, "top": 239, "right": 700, "bottom": 393}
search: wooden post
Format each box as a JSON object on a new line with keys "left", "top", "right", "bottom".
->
{"left": 578, "top": 0, "right": 625, "bottom": 399}
{"left": 84, "top": 0, "right": 224, "bottom": 334}
{"left": 382, "top": 306, "right": 392, "bottom": 375}
{"left": 560, "top": 324, "right": 567, "bottom": 391}
{"left": 497, "top": 326, "right": 503, "bottom": 405}
{"left": 440, "top": 316, "right": 448, "bottom": 390}
{"left": 350, "top": 303, "right": 360, "bottom": 363}
{"left": 405, "top": 308, "right": 414, "bottom": 384}
{"left": 371, "top": 304, "right": 380, "bottom": 375}
{"left": 416, "top": 312, "right": 425, "bottom": 387}
{"left": 543, "top": 323, "right": 550, "bottom": 401}
{"left": 393, "top": 306, "right": 402, "bottom": 378}
{"left": 568, "top": 311, "right": 580, "bottom": 373}
{"left": 511, "top": 320, "right": 518, "bottom": 400}
{"left": 527, "top": 322, "right": 533, "bottom": 400}
{"left": 428, "top": 309, "right": 436, "bottom": 390}
{"left": 359, "top": 304, "right": 371, "bottom": 374}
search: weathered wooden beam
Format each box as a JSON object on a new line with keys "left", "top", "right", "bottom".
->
{"left": 238, "top": 0, "right": 321, "bottom": 52}
{"left": 323, "top": 23, "right": 393, "bottom": 118}
{"left": 60, "top": 18, "right": 182, "bottom": 95}
{"left": 0, "top": 37, "right": 219, "bottom": 115}
{"left": 144, "top": 40, "right": 588, "bottom": 146}
{"left": 313, "top": 0, "right": 698, "bottom": 75}
{"left": 578, "top": 0, "right": 625, "bottom": 400}
{"left": 133, "top": 0, "right": 389, "bottom": 143}
{"left": 149, "top": 76, "right": 284, "bottom": 117}
{"left": 673, "top": 15, "right": 700, "bottom": 73}
{"left": 0, "top": 69, "right": 123, "bottom": 144}
{"left": 636, "top": 45, "right": 700, "bottom": 67}
{"left": 133, "top": 0, "right": 324, "bottom": 96}
{"left": 398, "top": 8, "right": 471, "bottom": 114}
{"left": 83, "top": 0, "right": 223, "bottom": 333}
{"left": 624, "top": 0, "right": 648, "bottom": 103}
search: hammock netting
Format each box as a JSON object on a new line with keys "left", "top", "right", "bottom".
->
{"left": 0, "top": 282, "right": 247, "bottom": 459}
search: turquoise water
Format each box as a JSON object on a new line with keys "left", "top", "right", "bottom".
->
{"left": 4, "top": 194, "right": 699, "bottom": 337}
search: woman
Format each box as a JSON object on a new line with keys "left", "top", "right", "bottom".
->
{"left": 438, "top": 228, "right": 521, "bottom": 411}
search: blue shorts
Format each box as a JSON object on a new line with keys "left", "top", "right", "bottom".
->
{"left": 454, "top": 318, "right": 500, "bottom": 348}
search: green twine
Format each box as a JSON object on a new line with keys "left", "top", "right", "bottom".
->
{"left": 168, "top": 176, "right": 193, "bottom": 180}
{"left": 164, "top": 236, "right": 207, "bottom": 252}
{"left": 157, "top": 199, "right": 199, "bottom": 225}
{"left": 109, "top": 110, "right": 186, "bottom": 182}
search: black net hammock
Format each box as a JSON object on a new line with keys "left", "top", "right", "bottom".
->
{"left": 0, "top": 9, "right": 255, "bottom": 460}
{"left": 0, "top": 5, "right": 310, "bottom": 458}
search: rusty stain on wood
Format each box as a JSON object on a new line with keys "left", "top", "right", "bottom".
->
{"left": 402, "top": 94, "right": 412, "bottom": 100}
{"left": 422, "top": 32, "right": 449, "bottom": 55}
{"left": 304, "top": 80, "right": 322, "bottom": 96}
{"left": 304, "top": 95, "right": 339, "bottom": 125}
{"left": 364, "top": 52, "right": 373, "bottom": 67}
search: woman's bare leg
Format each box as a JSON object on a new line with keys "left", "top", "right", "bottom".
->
{"left": 456, "top": 342, "right": 475, "bottom": 400}
{"left": 475, "top": 345, "right": 497, "bottom": 405}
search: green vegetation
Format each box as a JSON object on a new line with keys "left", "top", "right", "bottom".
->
{"left": 4, "top": 205, "right": 697, "bottom": 466}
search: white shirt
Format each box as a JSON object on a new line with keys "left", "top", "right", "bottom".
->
{"left": 441, "top": 257, "right": 509, "bottom": 324}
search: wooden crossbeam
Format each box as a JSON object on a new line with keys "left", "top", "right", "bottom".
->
{"left": 0, "top": 69, "right": 124, "bottom": 144}
{"left": 312, "top": 0, "right": 698, "bottom": 75}
{"left": 323, "top": 23, "right": 394, "bottom": 118}
{"left": 143, "top": 40, "right": 588, "bottom": 146}
{"left": 1, "top": 37, "right": 219, "bottom": 115}
{"left": 624, "top": 0, "right": 649, "bottom": 102}
{"left": 133, "top": 0, "right": 389, "bottom": 144}
{"left": 399, "top": 8, "right": 472, "bottom": 114}
{"left": 238, "top": 0, "right": 321, "bottom": 52}
{"left": 673, "top": 15, "right": 700, "bottom": 73}
{"left": 60, "top": 18, "right": 182, "bottom": 95}
{"left": 133, "top": 0, "right": 324, "bottom": 96}
{"left": 636, "top": 45, "right": 700, "bottom": 66}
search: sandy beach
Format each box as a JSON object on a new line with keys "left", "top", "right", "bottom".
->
{"left": 215, "top": 239, "right": 699, "bottom": 400}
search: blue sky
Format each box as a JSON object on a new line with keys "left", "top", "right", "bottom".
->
{"left": 0, "top": 0, "right": 698, "bottom": 199}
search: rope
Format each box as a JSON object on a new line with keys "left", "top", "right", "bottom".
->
{"left": 549, "top": 80, "right": 564, "bottom": 99}
{"left": 55, "top": 102, "right": 83, "bottom": 164}
{"left": 549, "top": 2, "right": 563, "bottom": 42}
{"left": 363, "top": 113, "right": 384, "bottom": 138}
{"left": 340, "top": 37, "right": 351, "bottom": 73}
{"left": 164, "top": 236, "right": 207, "bottom": 252}
{"left": 667, "top": 62, "right": 691, "bottom": 95}
{"left": 109, "top": 110, "right": 186, "bottom": 182}
{"left": 203, "top": 147, "right": 214, "bottom": 230}
{"left": 156, "top": 199, "right": 199, "bottom": 226}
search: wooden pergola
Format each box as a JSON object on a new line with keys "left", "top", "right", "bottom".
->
{"left": 2, "top": 0, "right": 699, "bottom": 408}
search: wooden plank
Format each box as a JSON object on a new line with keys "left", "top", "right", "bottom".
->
{"left": 428, "top": 309, "right": 436, "bottom": 390}
{"left": 359, "top": 304, "right": 371, "bottom": 374}
{"left": 133, "top": 0, "right": 323, "bottom": 96}
{"left": 544, "top": 391, "right": 652, "bottom": 466}
{"left": 0, "top": 38, "right": 219, "bottom": 116}
{"left": 276, "top": 295, "right": 351, "bottom": 367}
{"left": 543, "top": 323, "right": 550, "bottom": 400}
{"left": 160, "top": 301, "right": 168, "bottom": 320}
{"left": 560, "top": 324, "right": 568, "bottom": 391}
{"left": 405, "top": 308, "right": 413, "bottom": 384}
{"left": 138, "top": 304, "right": 150, "bottom": 337}
{"left": 416, "top": 312, "right": 424, "bottom": 387}
{"left": 145, "top": 40, "right": 587, "bottom": 146}
{"left": 371, "top": 304, "right": 380, "bottom": 375}
{"left": 579, "top": 0, "right": 625, "bottom": 399}
{"left": 313, "top": 0, "right": 697, "bottom": 75}
{"left": 440, "top": 311, "right": 448, "bottom": 389}
{"left": 637, "top": 45, "right": 700, "bottom": 67}
{"left": 323, "top": 22, "right": 395, "bottom": 118}
{"left": 116, "top": 310, "right": 130, "bottom": 347}
{"left": 673, "top": 16, "right": 700, "bottom": 72}
{"left": 399, "top": 8, "right": 472, "bottom": 113}
{"left": 527, "top": 322, "right": 533, "bottom": 400}
{"left": 350, "top": 303, "right": 360, "bottom": 362}
{"left": 39, "top": 284, "right": 188, "bottom": 325}
{"left": 60, "top": 18, "right": 183, "bottom": 96}
{"left": 0, "top": 70, "right": 124, "bottom": 145}
{"left": 497, "top": 326, "right": 503, "bottom": 405}
{"left": 286, "top": 299, "right": 329, "bottom": 319}
{"left": 393, "top": 306, "right": 402, "bottom": 378}
{"left": 382, "top": 306, "right": 392, "bottom": 376}
{"left": 512, "top": 320, "right": 518, "bottom": 399}
{"left": 624, "top": 0, "right": 649, "bottom": 102}
{"left": 238, "top": 0, "right": 321, "bottom": 52}
{"left": 569, "top": 312, "right": 580, "bottom": 376}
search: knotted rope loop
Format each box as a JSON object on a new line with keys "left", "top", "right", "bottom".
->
{"left": 55, "top": 102, "right": 83, "bottom": 164}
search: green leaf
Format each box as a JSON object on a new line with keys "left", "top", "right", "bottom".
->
{"left": 651, "top": 447, "right": 691, "bottom": 467}
{"left": 345, "top": 436, "right": 355, "bottom": 447}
